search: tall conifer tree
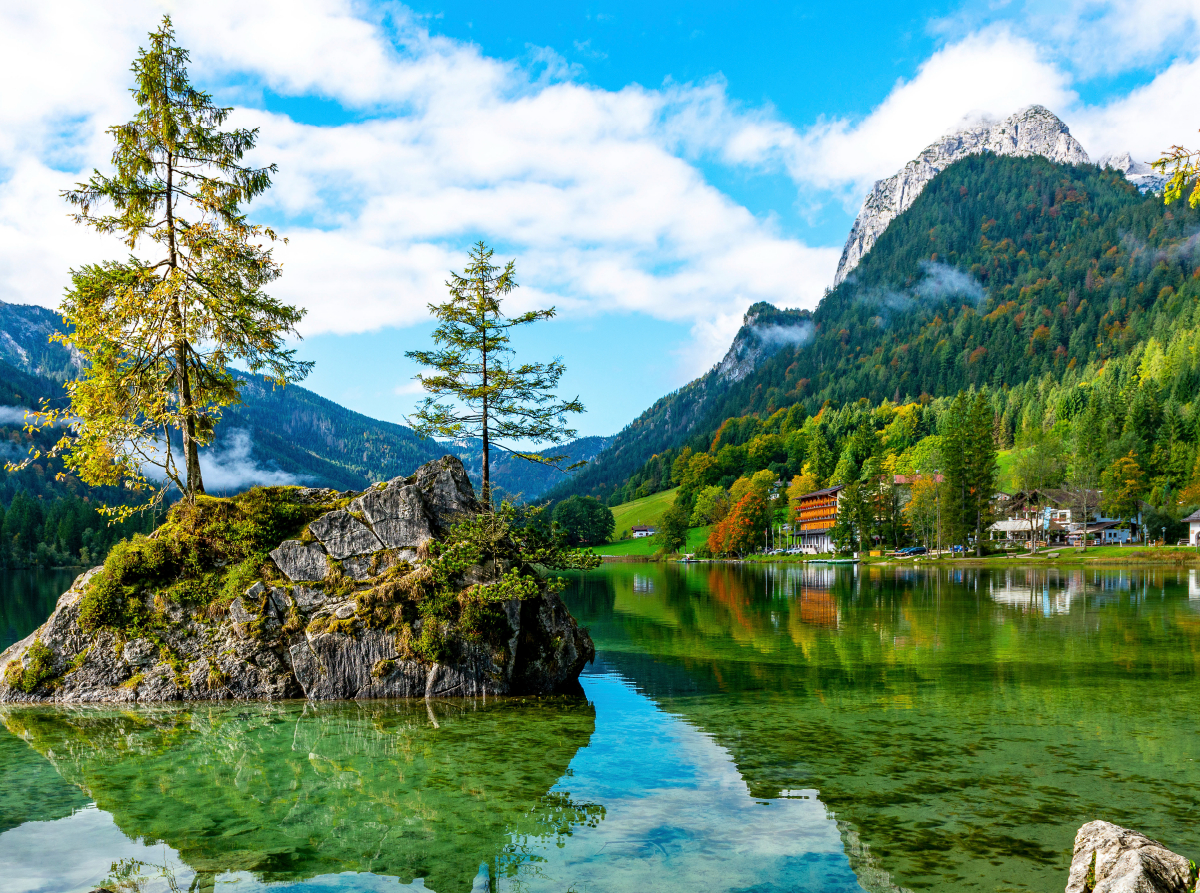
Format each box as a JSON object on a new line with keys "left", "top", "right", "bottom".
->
{"left": 34, "top": 17, "right": 309, "bottom": 511}
{"left": 406, "top": 242, "right": 585, "bottom": 504}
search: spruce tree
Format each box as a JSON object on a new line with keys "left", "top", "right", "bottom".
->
{"left": 406, "top": 241, "right": 585, "bottom": 504}
{"left": 34, "top": 17, "right": 309, "bottom": 512}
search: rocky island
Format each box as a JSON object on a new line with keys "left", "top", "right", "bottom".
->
{"left": 0, "top": 456, "right": 594, "bottom": 703}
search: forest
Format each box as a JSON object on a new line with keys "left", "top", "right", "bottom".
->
{"left": 550, "top": 152, "right": 1200, "bottom": 514}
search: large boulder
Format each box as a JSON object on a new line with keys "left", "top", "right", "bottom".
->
{"left": 0, "top": 456, "right": 594, "bottom": 703}
{"left": 1065, "top": 821, "right": 1194, "bottom": 893}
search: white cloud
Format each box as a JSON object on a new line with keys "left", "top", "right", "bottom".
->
{"left": 2, "top": 0, "right": 1200, "bottom": 386}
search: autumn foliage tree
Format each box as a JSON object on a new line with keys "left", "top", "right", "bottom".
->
{"left": 28, "top": 18, "right": 309, "bottom": 513}
{"left": 707, "top": 491, "right": 768, "bottom": 557}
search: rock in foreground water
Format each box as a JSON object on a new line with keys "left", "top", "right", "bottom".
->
{"left": 1066, "top": 821, "right": 1194, "bottom": 893}
{"left": 0, "top": 456, "right": 594, "bottom": 703}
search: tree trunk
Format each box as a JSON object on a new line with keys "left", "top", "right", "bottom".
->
{"left": 165, "top": 154, "right": 203, "bottom": 500}
{"left": 480, "top": 337, "right": 489, "bottom": 508}
{"left": 177, "top": 340, "right": 204, "bottom": 499}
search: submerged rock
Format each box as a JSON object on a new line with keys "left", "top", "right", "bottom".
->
{"left": 1066, "top": 821, "right": 1194, "bottom": 893}
{"left": 0, "top": 456, "right": 594, "bottom": 703}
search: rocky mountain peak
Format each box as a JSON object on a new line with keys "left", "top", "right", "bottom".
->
{"left": 833, "top": 105, "right": 1090, "bottom": 286}
{"left": 714, "top": 302, "right": 814, "bottom": 384}
{"left": 1097, "top": 151, "right": 1167, "bottom": 194}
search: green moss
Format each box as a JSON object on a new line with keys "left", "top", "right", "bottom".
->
{"left": 120, "top": 673, "right": 145, "bottom": 690}
{"left": 79, "top": 486, "right": 340, "bottom": 634}
{"left": 4, "top": 640, "right": 58, "bottom": 694}
{"left": 371, "top": 658, "right": 395, "bottom": 678}
{"left": 207, "top": 666, "right": 228, "bottom": 690}
{"left": 411, "top": 620, "right": 447, "bottom": 663}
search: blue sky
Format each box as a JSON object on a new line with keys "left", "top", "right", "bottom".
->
{"left": 1, "top": 0, "right": 1198, "bottom": 440}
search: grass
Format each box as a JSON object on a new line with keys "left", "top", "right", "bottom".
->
{"left": 609, "top": 488, "right": 679, "bottom": 540}
{"left": 591, "top": 524, "right": 713, "bottom": 558}
{"left": 995, "top": 448, "right": 1018, "bottom": 493}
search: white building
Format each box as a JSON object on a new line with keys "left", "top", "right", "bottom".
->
{"left": 1185, "top": 510, "right": 1200, "bottom": 546}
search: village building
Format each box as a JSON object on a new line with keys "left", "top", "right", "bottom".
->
{"left": 794, "top": 485, "right": 844, "bottom": 553}
{"left": 988, "top": 488, "right": 1139, "bottom": 547}
{"left": 630, "top": 525, "right": 656, "bottom": 538}
{"left": 1185, "top": 509, "right": 1200, "bottom": 546}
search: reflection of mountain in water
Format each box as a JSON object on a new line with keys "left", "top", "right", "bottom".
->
{"left": 2, "top": 698, "right": 599, "bottom": 892}
{"left": 565, "top": 563, "right": 1200, "bottom": 893}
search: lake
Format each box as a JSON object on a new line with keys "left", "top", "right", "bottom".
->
{"left": 2, "top": 562, "right": 1199, "bottom": 893}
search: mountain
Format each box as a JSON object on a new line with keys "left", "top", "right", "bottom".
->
{"left": 546, "top": 146, "right": 1200, "bottom": 504}
{"left": 1097, "top": 152, "right": 1167, "bottom": 194}
{"left": 0, "top": 301, "right": 601, "bottom": 499}
{"left": 540, "top": 303, "right": 813, "bottom": 503}
{"left": 834, "top": 105, "right": 1090, "bottom": 287}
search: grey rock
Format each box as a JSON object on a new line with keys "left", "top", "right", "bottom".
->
{"left": 291, "top": 586, "right": 330, "bottom": 612}
{"left": 351, "top": 484, "right": 434, "bottom": 549}
{"left": 1098, "top": 151, "right": 1167, "bottom": 195}
{"left": 410, "top": 455, "right": 479, "bottom": 523}
{"left": 123, "top": 638, "right": 157, "bottom": 667}
{"left": 342, "top": 550, "right": 410, "bottom": 581}
{"left": 307, "top": 510, "right": 383, "bottom": 560}
{"left": 1066, "top": 821, "right": 1193, "bottom": 893}
{"left": 270, "top": 540, "right": 329, "bottom": 582}
{"left": 0, "top": 455, "right": 592, "bottom": 704}
{"left": 835, "top": 105, "right": 1090, "bottom": 286}
{"left": 266, "top": 586, "right": 291, "bottom": 618}
{"left": 228, "top": 597, "right": 257, "bottom": 625}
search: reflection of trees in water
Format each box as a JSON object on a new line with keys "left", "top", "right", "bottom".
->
{"left": 567, "top": 563, "right": 1200, "bottom": 695}
{"left": 2, "top": 697, "right": 601, "bottom": 893}
{"left": 565, "top": 563, "right": 1200, "bottom": 893}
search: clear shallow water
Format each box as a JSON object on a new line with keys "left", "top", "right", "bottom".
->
{"left": 2, "top": 563, "right": 1199, "bottom": 893}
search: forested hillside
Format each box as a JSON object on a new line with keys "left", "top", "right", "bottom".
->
{"left": 550, "top": 153, "right": 1200, "bottom": 505}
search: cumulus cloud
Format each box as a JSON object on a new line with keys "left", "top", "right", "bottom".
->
{"left": 1, "top": 0, "right": 1199, "bottom": 383}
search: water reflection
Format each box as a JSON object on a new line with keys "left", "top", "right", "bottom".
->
{"left": 564, "top": 563, "right": 1200, "bottom": 892}
{"left": 3, "top": 563, "right": 1199, "bottom": 893}
{"left": 0, "top": 568, "right": 80, "bottom": 651}
{"left": 2, "top": 698, "right": 600, "bottom": 893}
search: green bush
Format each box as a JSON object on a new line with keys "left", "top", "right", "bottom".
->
{"left": 3, "top": 640, "right": 57, "bottom": 694}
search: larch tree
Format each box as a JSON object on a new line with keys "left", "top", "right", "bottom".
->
{"left": 406, "top": 241, "right": 584, "bottom": 505}
{"left": 29, "top": 17, "right": 310, "bottom": 513}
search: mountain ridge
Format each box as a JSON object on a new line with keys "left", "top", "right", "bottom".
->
{"left": 834, "top": 105, "right": 1090, "bottom": 287}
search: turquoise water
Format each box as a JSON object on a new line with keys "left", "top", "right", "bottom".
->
{"left": 2, "top": 563, "right": 1199, "bottom": 893}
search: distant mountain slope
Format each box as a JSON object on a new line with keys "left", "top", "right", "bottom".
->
{"left": 0, "top": 301, "right": 602, "bottom": 498}
{"left": 543, "top": 302, "right": 812, "bottom": 503}
{"left": 453, "top": 435, "right": 612, "bottom": 502}
{"left": 547, "top": 152, "right": 1198, "bottom": 503}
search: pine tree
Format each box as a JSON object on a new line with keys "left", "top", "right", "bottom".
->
{"left": 33, "top": 17, "right": 309, "bottom": 512}
{"left": 966, "top": 392, "right": 998, "bottom": 555}
{"left": 406, "top": 242, "right": 584, "bottom": 504}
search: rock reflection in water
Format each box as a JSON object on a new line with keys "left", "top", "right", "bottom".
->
{"left": 1, "top": 696, "right": 599, "bottom": 892}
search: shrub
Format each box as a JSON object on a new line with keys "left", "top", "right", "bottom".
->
{"left": 4, "top": 640, "right": 57, "bottom": 694}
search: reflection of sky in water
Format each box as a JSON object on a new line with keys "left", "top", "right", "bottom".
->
{"left": 0, "top": 672, "right": 867, "bottom": 893}
{"left": 506, "top": 670, "right": 866, "bottom": 893}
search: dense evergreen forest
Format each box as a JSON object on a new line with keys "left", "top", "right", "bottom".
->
{"left": 551, "top": 153, "right": 1200, "bottom": 516}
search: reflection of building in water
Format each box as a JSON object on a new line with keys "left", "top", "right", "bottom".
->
{"left": 988, "top": 568, "right": 1088, "bottom": 615}
{"left": 633, "top": 575, "right": 655, "bottom": 593}
{"left": 761, "top": 564, "right": 841, "bottom": 628}
{"left": 988, "top": 568, "right": 1156, "bottom": 614}
{"left": 1190, "top": 570, "right": 1200, "bottom": 600}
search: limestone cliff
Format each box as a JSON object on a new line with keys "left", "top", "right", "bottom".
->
{"left": 1097, "top": 151, "right": 1167, "bottom": 194}
{"left": 834, "top": 105, "right": 1090, "bottom": 286}
{"left": 0, "top": 456, "right": 594, "bottom": 703}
